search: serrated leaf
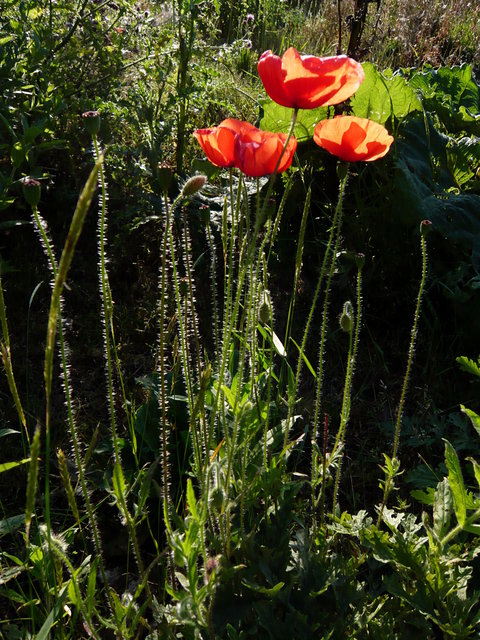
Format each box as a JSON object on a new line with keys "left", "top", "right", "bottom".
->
{"left": 444, "top": 439, "right": 467, "bottom": 527}
{"left": 408, "top": 63, "right": 480, "bottom": 133}
{"left": 410, "top": 487, "right": 435, "bottom": 505}
{"left": 468, "top": 457, "right": 480, "bottom": 493}
{"left": 457, "top": 356, "right": 480, "bottom": 378}
{"left": 433, "top": 477, "right": 452, "bottom": 538}
{"left": 446, "top": 137, "right": 480, "bottom": 188}
{"left": 112, "top": 462, "right": 126, "bottom": 500}
{"left": 461, "top": 404, "right": 480, "bottom": 439}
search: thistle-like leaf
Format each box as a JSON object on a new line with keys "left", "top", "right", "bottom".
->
{"left": 433, "top": 477, "right": 452, "bottom": 539}
{"left": 444, "top": 439, "right": 467, "bottom": 528}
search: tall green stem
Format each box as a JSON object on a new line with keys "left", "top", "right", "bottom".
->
{"left": 286, "top": 165, "right": 349, "bottom": 454}
{"left": 377, "top": 220, "right": 431, "bottom": 527}
{"left": 92, "top": 134, "right": 120, "bottom": 463}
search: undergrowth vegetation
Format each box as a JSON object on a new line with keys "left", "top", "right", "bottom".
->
{"left": 0, "top": 0, "right": 479, "bottom": 638}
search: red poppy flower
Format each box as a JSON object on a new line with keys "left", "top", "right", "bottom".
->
{"left": 234, "top": 126, "right": 297, "bottom": 177}
{"left": 194, "top": 119, "right": 297, "bottom": 177}
{"left": 257, "top": 47, "right": 364, "bottom": 110}
{"left": 193, "top": 119, "right": 242, "bottom": 168}
{"left": 313, "top": 116, "right": 394, "bottom": 162}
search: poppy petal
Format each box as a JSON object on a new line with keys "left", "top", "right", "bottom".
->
{"left": 258, "top": 50, "right": 296, "bottom": 109}
{"left": 313, "top": 116, "right": 393, "bottom": 162}
{"left": 258, "top": 47, "right": 365, "bottom": 110}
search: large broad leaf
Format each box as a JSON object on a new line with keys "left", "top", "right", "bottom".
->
{"left": 258, "top": 99, "right": 329, "bottom": 141}
{"left": 392, "top": 113, "right": 480, "bottom": 245}
{"left": 443, "top": 439, "right": 467, "bottom": 528}
{"left": 446, "top": 136, "right": 480, "bottom": 189}
{"left": 350, "top": 63, "right": 422, "bottom": 124}
{"left": 407, "top": 64, "right": 480, "bottom": 134}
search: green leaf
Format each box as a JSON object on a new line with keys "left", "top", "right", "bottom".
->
{"left": 0, "top": 429, "right": 20, "bottom": 438}
{"left": 259, "top": 99, "right": 328, "bottom": 141}
{"left": 457, "top": 356, "right": 480, "bottom": 378}
{"left": 446, "top": 137, "right": 480, "bottom": 188}
{"left": 460, "top": 404, "right": 480, "bottom": 439}
{"left": 408, "top": 64, "right": 480, "bottom": 133}
{"left": 112, "top": 462, "right": 127, "bottom": 500}
{"left": 410, "top": 487, "right": 435, "bottom": 505}
{"left": 242, "top": 579, "right": 284, "bottom": 596}
{"left": 0, "top": 458, "right": 30, "bottom": 473}
{"left": 392, "top": 114, "right": 480, "bottom": 244}
{"left": 86, "top": 557, "right": 98, "bottom": 615}
{"left": 433, "top": 477, "right": 452, "bottom": 539}
{"left": 468, "top": 457, "right": 480, "bottom": 492}
{"left": 463, "top": 523, "right": 480, "bottom": 535}
{"left": 289, "top": 337, "right": 317, "bottom": 379}
{"left": 221, "top": 384, "right": 236, "bottom": 410}
{"left": 0, "top": 514, "right": 24, "bottom": 537}
{"left": 36, "top": 586, "right": 69, "bottom": 640}
{"left": 265, "top": 326, "right": 286, "bottom": 357}
{"left": 351, "top": 63, "right": 422, "bottom": 124}
{"left": 444, "top": 439, "right": 467, "bottom": 527}
{"left": 0, "top": 565, "right": 24, "bottom": 585}
{"left": 186, "top": 479, "right": 198, "bottom": 520}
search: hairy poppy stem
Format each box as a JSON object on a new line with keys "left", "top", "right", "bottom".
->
{"left": 376, "top": 221, "right": 431, "bottom": 528}
{"left": 256, "top": 108, "right": 298, "bottom": 233}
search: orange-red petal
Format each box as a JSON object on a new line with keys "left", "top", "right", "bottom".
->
{"left": 313, "top": 116, "right": 394, "bottom": 162}
{"left": 258, "top": 47, "right": 365, "bottom": 110}
{"left": 235, "top": 128, "right": 297, "bottom": 177}
{"left": 194, "top": 125, "right": 236, "bottom": 168}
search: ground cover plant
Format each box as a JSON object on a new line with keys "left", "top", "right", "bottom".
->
{"left": 0, "top": 0, "right": 480, "bottom": 638}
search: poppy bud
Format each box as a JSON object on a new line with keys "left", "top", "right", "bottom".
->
{"left": 82, "top": 110, "right": 101, "bottom": 136}
{"left": 258, "top": 290, "right": 272, "bottom": 325}
{"left": 11, "top": 141, "right": 25, "bottom": 169}
{"left": 179, "top": 277, "right": 189, "bottom": 297}
{"left": 199, "top": 204, "right": 210, "bottom": 225}
{"left": 22, "top": 177, "right": 41, "bottom": 207}
{"left": 336, "top": 161, "right": 349, "bottom": 180}
{"left": 339, "top": 300, "right": 354, "bottom": 333}
{"left": 157, "top": 161, "right": 173, "bottom": 193}
{"left": 210, "top": 487, "right": 225, "bottom": 512}
{"left": 420, "top": 219, "right": 432, "bottom": 238}
{"left": 181, "top": 174, "right": 207, "bottom": 197}
{"left": 205, "top": 555, "right": 220, "bottom": 582}
{"left": 355, "top": 252, "right": 365, "bottom": 270}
